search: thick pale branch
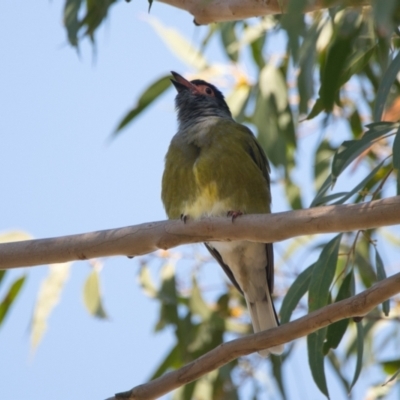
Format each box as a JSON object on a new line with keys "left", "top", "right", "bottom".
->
{"left": 156, "top": 0, "right": 369, "bottom": 25}
{"left": 108, "top": 271, "right": 400, "bottom": 400}
{"left": 1, "top": 196, "right": 400, "bottom": 269}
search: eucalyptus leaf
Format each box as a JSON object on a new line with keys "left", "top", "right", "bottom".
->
{"left": 349, "top": 321, "right": 364, "bottom": 392}
{"left": 63, "top": 0, "right": 83, "bottom": 47}
{"left": 308, "top": 234, "right": 342, "bottom": 313}
{"left": 114, "top": 75, "right": 171, "bottom": 135}
{"left": 0, "top": 275, "right": 26, "bottom": 327}
{"left": 323, "top": 271, "right": 354, "bottom": 354}
{"left": 83, "top": 270, "right": 108, "bottom": 319}
{"left": 31, "top": 263, "right": 71, "bottom": 349}
{"left": 308, "top": 328, "right": 330, "bottom": 398}
{"left": 373, "top": 51, "right": 400, "bottom": 122}
{"left": 307, "top": 235, "right": 342, "bottom": 398}
{"left": 147, "top": 17, "right": 208, "bottom": 70}
{"left": 331, "top": 124, "right": 396, "bottom": 180}
{"left": 280, "top": 263, "right": 314, "bottom": 324}
{"left": 375, "top": 249, "right": 390, "bottom": 316}
{"left": 394, "top": 126, "right": 400, "bottom": 194}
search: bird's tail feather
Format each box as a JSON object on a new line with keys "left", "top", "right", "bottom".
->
{"left": 246, "top": 292, "right": 284, "bottom": 357}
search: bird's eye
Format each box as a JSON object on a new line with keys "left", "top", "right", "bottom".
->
{"left": 205, "top": 87, "right": 213, "bottom": 95}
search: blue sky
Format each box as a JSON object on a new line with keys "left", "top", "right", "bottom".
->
{"left": 1, "top": 2, "right": 399, "bottom": 400}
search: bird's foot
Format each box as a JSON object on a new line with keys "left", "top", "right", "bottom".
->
{"left": 227, "top": 210, "right": 243, "bottom": 222}
{"left": 180, "top": 214, "right": 189, "bottom": 224}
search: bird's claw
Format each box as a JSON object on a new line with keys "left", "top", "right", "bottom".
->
{"left": 180, "top": 214, "right": 188, "bottom": 224}
{"left": 227, "top": 210, "right": 243, "bottom": 222}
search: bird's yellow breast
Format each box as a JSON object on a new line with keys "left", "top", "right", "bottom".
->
{"left": 183, "top": 169, "right": 231, "bottom": 219}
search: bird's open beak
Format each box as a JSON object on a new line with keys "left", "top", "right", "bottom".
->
{"left": 170, "top": 71, "right": 197, "bottom": 93}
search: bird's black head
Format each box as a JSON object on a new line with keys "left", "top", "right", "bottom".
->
{"left": 170, "top": 71, "right": 232, "bottom": 129}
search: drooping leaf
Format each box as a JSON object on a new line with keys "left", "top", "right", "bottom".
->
{"left": 331, "top": 123, "right": 397, "bottom": 181}
{"left": 0, "top": 275, "right": 26, "bottom": 327}
{"left": 327, "top": 352, "right": 350, "bottom": 394}
{"left": 189, "top": 277, "right": 211, "bottom": 320}
{"left": 31, "top": 262, "right": 71, "bottom": 350}
{"left": 308, "top": 328, "right": 330, "bottom": 399}
{"left": 307, "top": 235, "right": 342, "bottom": 398}
{"left": 317, "top": 10, "right": 363, "bottom": 114}
{"left": 254, "top": 64, "right": 296, "bottom": 168}
{"left": 271, "top": 354, "right": 287, "bottom": 399}
{"left": 323, "top": 271, "right": 354, "bottom": 354}
{"left": 150, "top": 344, "right": 181, "bottom": 379}
{"left": 147, "top": 17, "right": 208, "bottom": 70}
{"left": 280, "top": 263, "right": 314, "bottom": 324}
{"left": 328, "top": 159, "right": 386, "bottom": 205}
{"left": 349, "top": 321, "right": 364, "bottom": 392}
{"left": 155, "top": 263, "right": 179, "bottom": 331}
{"left": 314, "top": 140, "right": 335, "bottom": 192}
{"left": 311, "top": 173, "right": 333, "bottom": 207}
{"left": 383, "top": 368, "right": 400, "bottom": 386}
{"left": 63, "top": 0, "right": 83, "bottom": 47}
{"left": 220, "top": 22, "right": 239, "bottom": 62}
{"left": 298, "top": 21, "right": 318, "bottom": 114}
{"left": 373, "top": 51, "right": 400, "bottom": 122}
{"left": 83, "top": 269, "right": 108, "bottom": 319}
{"left": 138, "top": 264, "right": 158, "bottom": 298}
{"left": 393, "top": 125, "right": 400, "bottom": 194}
{"left": 375, "top": 248, "right": 390, "bottom": 316}
{"left": 308, "top": 235, "right": 342, "bottom": 313}
{"left": 114, "top": 75, "right": 171, "bottom": 135}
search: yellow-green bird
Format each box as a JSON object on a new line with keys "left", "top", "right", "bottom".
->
{"left": 162, "top": 71, "right": 283, "bottom": 357}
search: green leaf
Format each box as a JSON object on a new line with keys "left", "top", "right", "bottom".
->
{"left": 150, "top": 344, "right": 181, "bottom": 379}
{"left": 383, "top": 369, "right": 400, "bottom": 386}
{"left": 308, "top": 328, "right": 329, "bottom": 398}
{"left": 114, "top": 75, "right": 171, "bottom": 135}
{"left": 331, "top": 123, "right": 397, "bottom": 180}
{"left": 189, "top": 277, "right": 211, "bottom": 320}
{"left": 147, "top": 17, "right": 208, "bottom": 70}
{"left": 375, "top": 248, "right": 390, "bottom": 316}
{"left": 323, "top": 271, "right": 354, "bottom": 354}
{"left": 307, "top": 235, "right": 342, "bottom": 398}
{"left": 314, "top": 140, "right": 335, "bottom": 191}
{"left": 298, "top": 21, "right": 318, "bottom": 114}
{"left": 349, "top": 321, "right": 364, "bottom": 391}
{"left": 311, "top": 173, "right": 333, "bottom": 207}
{"left": 0, "top": 271, "right": 6, "bottom": 287}
{"left": 138, "top": 264, "right": 158, "bottom": 298}
{"left": 155, "top": 263, "right": 179, "bottom": 331}
{"left": 280, "top": 263, "right": 314, "bottom": 324}
{"left": 31, "top": 262, "right": 71, "bottom": 349}
{"left": 308, "top": 234, "right": 342, "bottom": 313}
{"left": 329, "top": 159, "right": 386, "bottom": 205}
{"left": 83, "top": 270, "right": 108, "bottom": 319}
{"left": 220, "top": 22, "right": 239, "bottom": 62}
{"left": 0, "top": 275, "right": 26, "bottom": 327}
{"left": 63, "top": 0, "right": 83, "bottom": 47}
{"left": 382, "top": 359, "right": 400, "bottom": 375}
{"left": 393, "top": 125, "right": 400, "bottom": 195}
{"left": 373, "top": 51, "right": 400, "bottom": 122}
{"left": 271, "top": 354, "right": 287, "bottom": 399}
{"left": 339, "top": 45, "right": 376, "bottom": 87}
{"left": 327, "top": 352, "right": 350, "bottom": 393}
{"left": 318, "top": 10, "right": 362, "bottom": 113}
{"left": 254, "top": 64, "right": 296, "bottom": 168}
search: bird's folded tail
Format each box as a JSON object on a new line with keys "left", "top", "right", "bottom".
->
{"left": 246, "top": 292, "right": 284, "bottom": 357}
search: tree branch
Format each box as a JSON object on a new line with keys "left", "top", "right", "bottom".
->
{"left": 1, "top": 196, "right": 400, "bottom": 269}
{"left": 156, "top": 0, "right": 370, "bottom": 25}
{"left": 106, "top": 271, "right": 400, "bottom": 400}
